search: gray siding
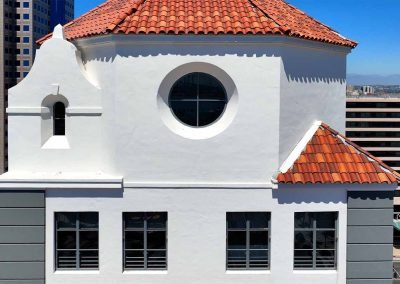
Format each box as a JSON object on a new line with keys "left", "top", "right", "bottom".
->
{"left": 347, "top": 191, "right": 393, "bottom": 284}
{"left": 0, "top": 191, "right": 45, "bottom": 283}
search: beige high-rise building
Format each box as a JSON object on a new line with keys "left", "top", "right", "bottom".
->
{"left": 0, "top": 0, "right": 74, "bottom": 173}
{"left": 346, "top": 94, "right": 400, "bottom": 172}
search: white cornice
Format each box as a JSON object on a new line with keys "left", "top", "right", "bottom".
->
{"left": 123, "top": 181, "right": 275, "bottom": 189}
{"left": 0, "top": 172, "right": 123, "bottom": 189}
{"left": 7, "top": 107, "right": 47, "bottom": 115}
{"left": 66, "top": 107, "right": 103, "bottom": 116}
{"left": 74, "top": 34, "right": 352, "bottom": 55}
{"left": 7, "top": 106, "right": 103, "bottom": 116}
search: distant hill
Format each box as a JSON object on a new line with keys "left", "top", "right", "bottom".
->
{"left": 347, "top": 74, "right": 400, "bottom": 85}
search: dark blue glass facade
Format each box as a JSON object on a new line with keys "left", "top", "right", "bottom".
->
{"left": 50, "top": 0, "right": 74, "bottom": 29}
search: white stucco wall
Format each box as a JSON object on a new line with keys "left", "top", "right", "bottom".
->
{"left": 6, "top": 34, "right": 351, "bottom": 184}
{"left": 45, "top": 186, "right": 348, "bottom": 284}
{"left": 279, "top": 44, "right": 347, "bottom": 165}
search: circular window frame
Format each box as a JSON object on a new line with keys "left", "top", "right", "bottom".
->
{"left": 168, "top": 72, "right": 229, "bottom": 128}
{"left": 157, "top": 62, "right": 238, "bottom": 140}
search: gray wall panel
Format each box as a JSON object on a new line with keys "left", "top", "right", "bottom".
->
{"left": 0, "top": 227, "right": 44, "bottom": 243}
{"left": 0, "top": 191, "right": 45, "bottom": 282}
{"left": 347, "top": 191, "right": 394, "bottom": 284}
{"left": 0, "top": 191, "right": 45, "bottom": 208}
{"left": 0, "top": 262, "right": 44, "bottom": 279}
{"left": 348, "top": 191, "right": 394, "bottom": 208}
{"left": 0, "top": 244, "right": 45, "bottom": 261}
{"left": 0, "top": 282, "right": 44, "bottom": 284}
{"left": 347, "top": 280, "right": 393, "bottom": 284}
{"left": 347, "top": 261, "right": 393, "bottom": 279}
{"left": 347, "top": 226, "right": 392, "bottom": 244}
{"left": 0, "top": 208, "right": 44, "bottom": 225}
{"left": 0, "top": 281, "right": 44, "bottom": 284}
{"left": 347, "top": 208, "right": 392, "bottom": 226}
{"left": 347, "top": 244, "right": 392, "bottom": 261}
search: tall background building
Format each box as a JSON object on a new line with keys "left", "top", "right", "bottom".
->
{"left": 346, "top": 94, "right": 400, "bottom": 172}
{"left": 0, "top": 0, "right": 74, "bottom": 173}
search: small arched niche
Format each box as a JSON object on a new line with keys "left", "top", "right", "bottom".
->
{"left": 53, "top": 102, "right": 66, "bottom": 136}
{"left": 41, "top": 95, "right": 70, "bottom": 149}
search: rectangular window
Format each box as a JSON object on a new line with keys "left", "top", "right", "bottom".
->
{"left": 123, "top": 212, "right": 167, "bottom": 270}
{"left": 23, "top": 48, "right": 30, "bottom": 55}
{"left": 23, "top": 60, "right": 30, "bottom": 67}
{"left": 23, "top": 13, "right": 29, "bottom": 19}
{"left": 23, "top": 25, "right": 29, "bottom": 31}
{"left": 294, "top": 212, "right": 337, "bottom": 270}
{"left": 23, "top": 2, "right": 30, "bottom": 8}
{"left": 23, "top": 37, "right": 29, "bottom": 43}
{"left": 226, "top": 212, "right": 270, "bottom": 270}
{"left": 55, "top": 212, "right": 99, "bottom": 270}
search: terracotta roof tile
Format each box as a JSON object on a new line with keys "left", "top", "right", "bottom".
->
{"left": 37, "top": 0, "right": 357, "bottom": 48}
{"left": 277, "top": 123, "right": 399, "bottom": 185}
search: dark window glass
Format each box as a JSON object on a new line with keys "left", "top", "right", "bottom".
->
{"left": 169, "top": 72, "right": 227, "bottom": 127}
{"left": 368, "top": 151, "right": 400, "bottom": 158}
{"left": 55, "top": 212, "right": 99, "bottom": 270}
{"left": 384, "top": 161, "right": 400, "bottom": 168}
{"left": 347, "top": 112, "right": 400, "bottom": 118}
{"left": 355, "top": 141, "right": 400, "bottom": 148}
{"left": 347, "top": 121, "right": 400, "bottom": 128}
{"left": 347, "top": 102, "right": 400, "bottom": 108}
{"left": 168, "top": 101, "right": 197, "bottom": 126}
{"left": 346, "top": 131, "right": 400, "bottom": 138}
{"left": 123, "top": 212, "right": 167, "bottom": 270}
{"left": 227, "top": 212, "right": 270, "bottom": 270}
{"left": 53, "top": 102, "right": 65, "bottom": 136}
{"left": 294, "top": 212, "right": 337, "bottom": 270}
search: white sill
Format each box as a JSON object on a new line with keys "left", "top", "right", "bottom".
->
{"left": 123, "top": 270, "right": 168, "bottom": 275}
{"left": 42, "top": 136, "right": 70, "bottom": 149}
{"left": 54, "top": 270, "right": 99, "bottom": 275}
{"left": 226, "top": 270, "right": 271, "bottom": 275}
{"left": 293, "top": 270, "right": 337, "bottom": 274}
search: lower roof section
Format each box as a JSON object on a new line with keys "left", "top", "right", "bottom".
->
{"left": 277, "top": 121, "right": 400, "bottom": 185}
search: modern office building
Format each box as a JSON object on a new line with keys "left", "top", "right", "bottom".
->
{"left": 0, "top": 0, "right": 74, "bottom": 173}
{"left": 50, "top": 0, "right": 74, "bottom": 30}
{"left": 346, "top": 94, "right": 400, "bottom": 172}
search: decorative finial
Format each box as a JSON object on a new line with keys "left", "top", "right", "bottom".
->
{"left": 52, "top": 24, "right": 65, "bottom": 40}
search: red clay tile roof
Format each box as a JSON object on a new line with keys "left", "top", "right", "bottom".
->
{"left": 37, "top": 0, "right": 357, "bottom": 48}
{"left": 277, "top": 123, "right": 399, "bottom": 184}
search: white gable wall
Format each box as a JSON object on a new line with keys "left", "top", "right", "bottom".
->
{"left": 7, "top": 35, "right": 110, "bottom": 173}
{"left": 6, "top": 35, "right": 350, "bottom": 183}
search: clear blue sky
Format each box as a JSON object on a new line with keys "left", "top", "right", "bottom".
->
{"left": 75, "top": 0, "right": 400, "bottom": 76}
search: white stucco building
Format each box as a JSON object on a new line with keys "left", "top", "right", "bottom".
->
{"left": 0, "top": 0, "right": 398, "bottom": 283}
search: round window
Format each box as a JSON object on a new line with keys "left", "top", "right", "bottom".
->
{"left": 168, "top": 72, "right": 228, "bottom": 127}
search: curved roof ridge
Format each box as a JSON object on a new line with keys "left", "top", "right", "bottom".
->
{"left": 248, "top": 0, "right": 291, "bottom": 34}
